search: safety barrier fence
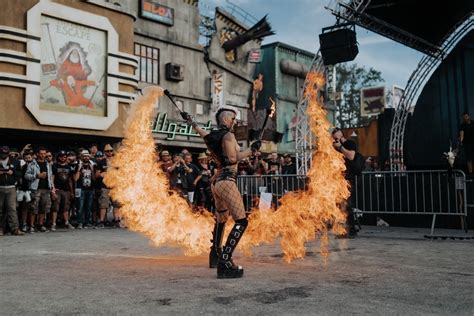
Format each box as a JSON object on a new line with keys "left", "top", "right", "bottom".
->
{"left": 236, "top": 175, "right": 308, "bottom": 212}
{"left": 236, "top": 170, "right": 469, "bottom": 235}
{"left": 353, "top": 170, "right": 468, "bottom": 235}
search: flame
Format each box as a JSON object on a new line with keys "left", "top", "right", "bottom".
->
{"left": 104, "top": 86, "right": 214, "bottom": 255}
{"left": 106, "top": 73, "right": 349, "bottom": 262}
{"left": 269, "top": 96, "right": 276, "bottom": 118}
{"left": 240, "top": 71, "right": 349, "bottom": 262}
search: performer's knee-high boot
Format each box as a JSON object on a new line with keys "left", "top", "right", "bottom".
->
{"left": 209, "top": 221, "right": 225, "bottom": 268}
{"left": 217, "top": 218, "right": 247, "bottom": 279}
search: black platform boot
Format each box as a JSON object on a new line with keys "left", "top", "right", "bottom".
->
{"left": 209, "top": 222, "right": 225, "bottom": 268}
{"left": 217, "top": 219, "right": 247, "bottom": 279}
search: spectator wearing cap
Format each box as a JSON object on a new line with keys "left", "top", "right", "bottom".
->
{"left": 267, "top": 153, "right": 281, "bottom": 175}
{"left": 95, "top": 151, "right": 104, "bottom": 161}
{"left": 160, "top": 150, "right": 173, "bottom": 174}
{"left": 250, "top": 151, "right": 267, "bottom": 176}
{"left": 24, "top": 147, "right": 53, "bottom": 233}
{"left": 183, "top": 153, "right": 199, "bottom": 204}
{"left": 9, "top": 148, "right": 20, "bottom": 161}
{"left": 281, "top": 154, "right": 296, "bottom": 175}
{"left": 194, "top": 152, "right": 213, "bottom": 211}
{"left": 50, "top": 150, "right": 75, "bottom": 231}
{"left": 74, "top": 150, "right": 95, "bottom": 229}
{"left": 95, "top": 144, "right": 114, "bottom": 228}
{"left": 0, "top": 146, "right": 24, "bottom": 236}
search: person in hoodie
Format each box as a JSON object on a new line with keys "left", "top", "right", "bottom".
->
{"left": 24, "top": 147, "right": 54, "bottom": 232}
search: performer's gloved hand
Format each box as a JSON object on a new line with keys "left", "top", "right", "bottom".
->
{"left": 250, "top": 140, "right": 262, "bottom": 153}
{"left": 180, "top": 111, "right": 193, "bottom": 124}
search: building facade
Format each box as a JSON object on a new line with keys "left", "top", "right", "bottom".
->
{"left": 0, "top": 0, "right": 137, "bottom": 148}
{"left": 116, "top": 0, "right": 262, "bottom": 152}
{"left": 1, "top": 0, "right": 262, "bottom": 153}
{"left": 252, "top": 42, "right": 334, "bottom": 154}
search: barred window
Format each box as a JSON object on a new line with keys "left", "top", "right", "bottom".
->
{"left": 134, "top": 43, "right": 159, "bottom": 84}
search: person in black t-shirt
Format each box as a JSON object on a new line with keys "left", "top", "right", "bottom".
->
{"left": 459, "top": 112, "right": 474, "bottom": 174}
{"left": 74, "top": 150, "right": 95, "bottom": 229}
{"left": 184, "top": 153, "right": 200, "bottom": 204}
{"left": 91, "top": 151, "right": 105, "bottom": 225}
{"left": 169, "top": 154, "right": 190, "bottom": 197}
{"left": 193, "top": 152, "right": 214, "bottom": 211}
{"left": 332, "top": 128, "right": 358, "bottom": 238}
{"left": 266, "top": 153, "right": 281, "bottom": 175}
{"left": 51, "top": 150, "right": 75, "bottom": 230}
{"left": 281, "top": 154, "right": 296, "bottom": 175}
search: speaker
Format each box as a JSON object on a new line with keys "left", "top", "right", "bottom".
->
{"left": 165, "top": 63, "right": 184, "bottom": 81}
{"left": 319, "top": 28, "right": 358, "bottom": 65}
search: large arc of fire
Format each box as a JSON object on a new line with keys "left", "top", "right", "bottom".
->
{"left": 104, "top": 87, "right": 214, "bottom": 255}
{"left": 105, "top": 72, "right": 349, "bottom": 262}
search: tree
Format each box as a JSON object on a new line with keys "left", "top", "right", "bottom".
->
{"left": 333, "top": 63, "right": 384, "bottom": 128}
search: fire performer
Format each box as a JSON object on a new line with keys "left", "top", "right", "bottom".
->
{"left": 182, "top": 108, "right": 261, "bottom": 278}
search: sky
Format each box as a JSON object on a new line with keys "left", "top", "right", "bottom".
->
{"left": 199, "top": 0, "right": 424, "bottom": 90}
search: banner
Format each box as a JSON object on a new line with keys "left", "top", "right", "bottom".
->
{"left": 360, "top": 86, "right": 385, "bottom": 117}
{"left": 276, "top": 99, "right": 297, "bottom": 153}
{"left": 40, "top": 15, "right": 107, "bottom": 117}
{"left": 141, "top": 0, "right": 174, "bottom": 26}
{"left": 211, "top": 72, "right": 224, "bottom": 112}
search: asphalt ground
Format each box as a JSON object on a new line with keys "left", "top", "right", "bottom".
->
{"left": 1, "top": 226, "right": 473, "bottom": 315}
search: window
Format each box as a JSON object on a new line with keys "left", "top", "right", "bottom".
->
{"left": 134, "top": 43, "right": 159, "bottom": 84}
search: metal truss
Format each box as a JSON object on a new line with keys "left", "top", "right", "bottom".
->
{"left": 327, "top": 1, "right": 441, "bottom": 56}
{"left": 295, "top": 0, "right": 372, "bottom": 175}
{"left": 295, "top": 54, "right": 324, "bottom": 175}
{"left": 326, "top": 2, "right": 473, "bottom": 170}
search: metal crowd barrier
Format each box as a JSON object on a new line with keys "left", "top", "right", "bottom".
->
{"left": 236, "top": 174, "right": 308, "bottom": 211}
{"left": 353, "top": 170, "right": 468, "bottom": 235}
{"left": 236, "top": 170, "right": 469, "bottom": 236}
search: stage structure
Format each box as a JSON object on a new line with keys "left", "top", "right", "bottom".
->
{"left": 327, "top": 0, "right": 474, "bottom": 170}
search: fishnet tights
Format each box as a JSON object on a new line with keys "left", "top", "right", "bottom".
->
{"left": 211, "top": 180, "right": 246, "bottom": 223}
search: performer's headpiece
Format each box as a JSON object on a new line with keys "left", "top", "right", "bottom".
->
{"left": 215, "top": 107, "right": 237, "bottom": 124}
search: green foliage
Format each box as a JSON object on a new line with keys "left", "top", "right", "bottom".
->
{"left": 334, "top": 63, "right": 384, "bottom": 128}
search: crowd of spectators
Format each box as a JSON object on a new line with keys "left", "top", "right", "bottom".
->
{"left": 158, "top": 149, "right": 298, "bottom": 212}
{"left": 0, "top": 143, "right": 123, "bottom": 236}
{"left": 1, "top": 142, "right": 299, "bottom": 236}
{"left": 364, "top": 156, "right": 391, "bottom": 171}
